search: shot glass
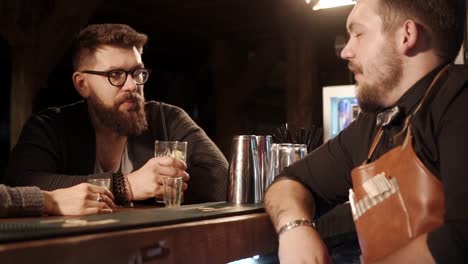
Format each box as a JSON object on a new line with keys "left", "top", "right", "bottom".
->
{"left": 163, "top": 176, "right": 183, "bottom": 208}
{"left": 154, "top": 141, "right": 187, "bottom": 162}
{"left": 87, "top": 178, "right": 111, "bottom": 190}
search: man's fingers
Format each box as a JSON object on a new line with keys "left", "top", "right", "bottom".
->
{"left": 87, "top": 184, "right": 114, "bottom": 200}
{"left": 153, "top": 156, "right": 187, "bottom": 170}
{"left": 82, "top": 208, "right": 100, "bottom": 215}
{"left": 181, "top": 172, "right": 190, "bottom": 182}
{"left": 98, "top": 208, "right": 113, "bottom": 214}
{"left": 87, "top": 192, "right": 115, "bottom": 209}
{"left": 103, "top": 188, "right": 115, "bottom": 200}
{"left": 157, "top": 166, "right": 178, "bottom": 177}
{"left": 171, "top": 157, "right": 187, "bottom": 170}
{"left": 157, "top": 167, "right": 189, "bottom": 180}
{"left": 100, "top": 194, "right": 116, "bottom": 208}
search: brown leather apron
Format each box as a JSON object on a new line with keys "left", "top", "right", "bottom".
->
{"left": 350, "top": 66, "right": 448, "bottom": 262}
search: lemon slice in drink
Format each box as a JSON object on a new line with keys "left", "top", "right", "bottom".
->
{"left": 171, "top": 150, "right": 185, "bottom": 161}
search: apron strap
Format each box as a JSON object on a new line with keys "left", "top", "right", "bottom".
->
{"left": 364, "top": 64, "right": 450, "bottom": 163}
{"left": 365, "top": 127, "right": 383, "bottom": 163}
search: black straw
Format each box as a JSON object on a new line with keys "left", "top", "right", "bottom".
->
{"left": 272, "top": 123, "right": 323, "bottom": 152}
{"left": 159, "top": 102, "right": 168, "bottom": 141}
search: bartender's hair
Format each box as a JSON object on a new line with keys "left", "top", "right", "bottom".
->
{"left": 71, "top": 24, "right": 148, "bottom": 70}
{"left": 376, "top": 0, "right": 466, "bottom": 62}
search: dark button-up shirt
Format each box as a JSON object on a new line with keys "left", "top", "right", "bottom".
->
{"left": 279, "top": 64, "right": 468, "bottom": 263}
{"left": 6, "top": 101, "right": 228, "bottom": 204}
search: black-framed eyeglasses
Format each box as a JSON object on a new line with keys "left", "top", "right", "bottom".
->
{"left": 80, "top": 68, "right": 151, "bottom": 87}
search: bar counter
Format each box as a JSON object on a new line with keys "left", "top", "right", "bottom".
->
{"left": 0, "top": 202, "right": 277, "bottom": 263}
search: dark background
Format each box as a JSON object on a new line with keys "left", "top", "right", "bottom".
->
{"left": 0, "top": 0, "right": 361, "bottom": 180}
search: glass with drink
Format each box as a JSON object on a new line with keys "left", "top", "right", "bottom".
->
{"left": 154, "top": 141, "right": 187, "bottom": 207}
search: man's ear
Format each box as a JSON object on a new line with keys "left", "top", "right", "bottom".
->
{"left": 72, "top": 72, "right": 90, "bottom": 98}
{"left": 397, "top": 19, "right": 419, "bottom": 55}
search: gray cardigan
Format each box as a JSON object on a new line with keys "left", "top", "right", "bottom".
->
{"left": 0, "top": 185, "right": 44, "bottom": 217}
{"left": 6, "top": 101, "right": 228, "bottom": 204}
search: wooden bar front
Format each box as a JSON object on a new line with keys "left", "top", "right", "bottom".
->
{"left": 0, "top": 212, "right": 277, "bottom": 264}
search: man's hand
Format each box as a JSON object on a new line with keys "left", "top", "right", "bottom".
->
{"left": 43, "top": 183, "right": 115, "bottom": 216}
{"left": 127, "top": 156, "right": 189, "bottom": 200}
{"left": 278, "top": 225, "right": 332, "bottom": 264}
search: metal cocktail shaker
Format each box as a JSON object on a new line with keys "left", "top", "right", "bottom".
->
{"left": 255, "top": 135, "right": 272, "bottom": 202}
{"left": 227, "top": 135, "right": 263, "bottom": 204}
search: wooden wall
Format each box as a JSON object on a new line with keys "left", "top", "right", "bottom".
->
{"left": 0, "top": 0, "right": 103, "bottom": 147}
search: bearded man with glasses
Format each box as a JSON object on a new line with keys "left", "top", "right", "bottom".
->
{"left": 6, "top": 24, "right": 228, "bottom": 213}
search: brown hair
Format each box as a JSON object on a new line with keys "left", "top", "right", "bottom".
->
{"left": 71, "top": 24, "right": 148, "bottom": 70}
{"left": 376, "top": 0, "right": 466, "bottom": 62}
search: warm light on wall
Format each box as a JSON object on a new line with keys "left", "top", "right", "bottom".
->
{"left": 305, "top": 0, "right": 356, "bottom": 11}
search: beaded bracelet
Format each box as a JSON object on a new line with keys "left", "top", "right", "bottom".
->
{"left": 113, "top": 171, "right": 133, "bottom": 207}
{"left": 124, "top": 174, "right": 134, "bottom": 203}
{"left": 277, "top": 218, "right": 315, "bottom": 237}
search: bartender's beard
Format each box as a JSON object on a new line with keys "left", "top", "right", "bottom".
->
{"left": 87, "top": 90, "right": 148, "bottom": 136}
{"left": 351, "top": 42, "right": 402, "bottom": 113}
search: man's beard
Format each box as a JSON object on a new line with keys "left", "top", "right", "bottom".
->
{"left": 88, "top": 90, "right": 148, "bottom": 136}
{"left": 350, "top": 41, "right": 402, "bottom": 113}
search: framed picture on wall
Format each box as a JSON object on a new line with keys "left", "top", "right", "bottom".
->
{"left": 322, "top": 85, "right": 359, "bottom": 142}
